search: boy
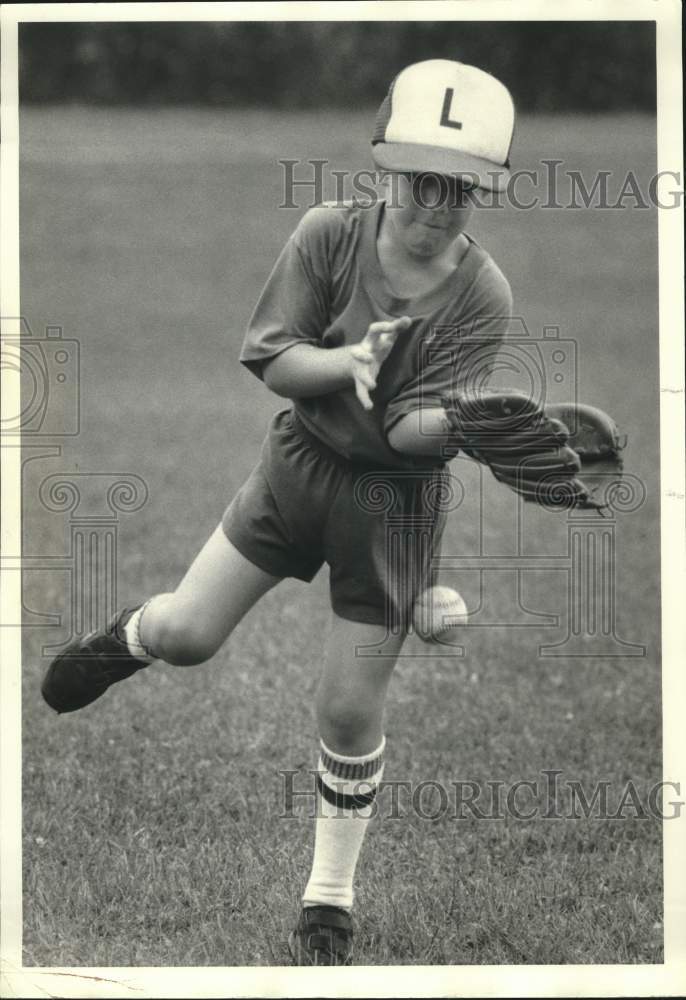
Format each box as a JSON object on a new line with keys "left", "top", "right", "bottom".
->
{"left": 41, "top": 59, "right": 515, "bottom": 965}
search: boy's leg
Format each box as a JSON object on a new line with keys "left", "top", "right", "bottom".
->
{"left": 289, "top": 613, "right": 404, "bottom": 965}
{"left": 41, "top": 524, "right": 281, "bottom": 712}
{"left": 137, "top": 524, "right": 281, "bottom": 665}
{"left": 316, "top": 614, "right": 402, "bottom": 755}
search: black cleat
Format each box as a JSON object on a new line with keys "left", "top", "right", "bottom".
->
{"left": 41, "top": 607, "right": 150, "bottom": 714}
{"left": 288, "top": 905, "right": 353, "bottom": 966}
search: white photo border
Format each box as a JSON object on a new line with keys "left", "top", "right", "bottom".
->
{"left": 1, "top": 2, "right": 684, "bottom": 997}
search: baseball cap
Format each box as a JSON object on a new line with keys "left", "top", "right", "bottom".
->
{"left": 372, "top": 59, "right": 515, "bottom": 192}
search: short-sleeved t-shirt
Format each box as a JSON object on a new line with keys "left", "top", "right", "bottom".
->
{"left": 240, "top": 199, "right": 512, "bottom": 470}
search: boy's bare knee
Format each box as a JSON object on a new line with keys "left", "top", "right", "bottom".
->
{"left": 154, "top": 605, "right": 226, "bottom": 666}
{"left": 317, "top": 696, "right": 377, "bottom": 752}
{"left": 159, "top": 622, "right": 221, "bottom": 665}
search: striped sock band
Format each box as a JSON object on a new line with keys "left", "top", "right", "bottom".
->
{"left": 123, "top": 599, "right": 158, "bottom": 663}
{"left": 302, "top": 738, "right": 385, "bottom": 912}
{"left": 316, "top": 738, "right": 386, "bottom": 811}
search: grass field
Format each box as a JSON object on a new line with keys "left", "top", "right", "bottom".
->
{"left": 18, "top": 107, "right": 662, "bottom": 967}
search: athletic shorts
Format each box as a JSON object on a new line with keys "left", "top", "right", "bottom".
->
{"left": 222, "top": 408, "right": 449, "bottom": 628}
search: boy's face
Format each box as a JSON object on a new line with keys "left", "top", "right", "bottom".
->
{"left": 384, "top": 172, "right": 475, "bottom": 259}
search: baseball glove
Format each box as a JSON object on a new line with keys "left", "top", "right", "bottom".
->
{"left": 441, "top": 391, "right": 626, "bottom": 510}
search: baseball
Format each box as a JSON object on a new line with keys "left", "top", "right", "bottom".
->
{"left": 412, "top": 585, "right": 469, "bottom": 643}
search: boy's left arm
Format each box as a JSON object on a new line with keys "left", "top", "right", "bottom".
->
{"left": 387, "top": 406, "right": 460, "bottom": 457}
{"left": 385, "top": 276, "right": 626, "bottom": 511}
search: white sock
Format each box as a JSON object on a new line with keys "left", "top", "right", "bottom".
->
{"left": 302, "top": 737, "right": 385, "bottom": 912}
{"left": 123, "top": 601, "right": 158, "bottom": 663}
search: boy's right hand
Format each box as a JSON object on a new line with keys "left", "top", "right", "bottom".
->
{"left": 350, "top": 316, "right": 412, "bottom": 411}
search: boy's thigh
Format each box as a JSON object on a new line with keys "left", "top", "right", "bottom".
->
{"left": 322, "top": 614, "right": 406, "bottom": 692}
{"left": 170, "top": 523, "right": 281, "bottom": 637}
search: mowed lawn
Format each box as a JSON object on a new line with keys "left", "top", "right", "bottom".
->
{"left": 18, "top": 107, "right": 662, "bottom": 966}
